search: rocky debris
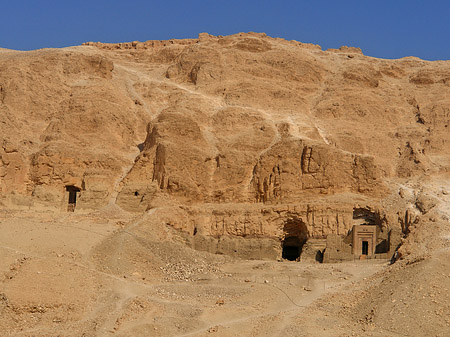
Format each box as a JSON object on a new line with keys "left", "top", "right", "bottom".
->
{"left": 160, "top": 260, "right": 222, "bottom": 282}
{"left": 82, "top": 38, "right": 199, "bottom": 50}
{"left": 415, "top": 191, "right": 437, "bottom": 214}
{"left": 207, "top": 325, "right": 219, "bottom": 333}
{"left": 3, "top": 256, "right": 29, "bottom": 281}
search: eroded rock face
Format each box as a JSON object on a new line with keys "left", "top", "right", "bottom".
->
{"left": 138, "top": 200, "right": 371, "bottom": 259}
{"left": 1, "top": 32, "right": 450, "bottom": 259}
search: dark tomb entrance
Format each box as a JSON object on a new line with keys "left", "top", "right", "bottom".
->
{"left": 66, "top": 185, "right": 81, "bottom": 212}
{"left": 282, "top": 236, "right": 302, "bottom": 261}
{"left": 281, "top": 216, "right": 309, "bottom": 261}
{"left": 362, "top": 241, "right": 369, "bottom": 255}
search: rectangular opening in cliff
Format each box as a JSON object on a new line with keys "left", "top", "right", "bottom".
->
{"left": 66, "top": 185, "right": 81, "bottom": 212}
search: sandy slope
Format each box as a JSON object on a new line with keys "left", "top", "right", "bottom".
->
{"left": 0, "top": 201, "right": 448, "bottom": 336}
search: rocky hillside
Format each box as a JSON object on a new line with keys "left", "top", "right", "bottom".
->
{"left": 1, "top": 32, "right": 449, "bottom": 337}
{"left": 1, "top": 32, "right": 449, "bottom": 254}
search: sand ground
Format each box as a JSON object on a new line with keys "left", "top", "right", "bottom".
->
{"left": 0, "top": 209, "right": 396, "bottom": 337}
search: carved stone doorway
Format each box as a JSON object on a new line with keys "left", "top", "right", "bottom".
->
{"left": 66, "top": 185, "right": 80, "bottom": 212}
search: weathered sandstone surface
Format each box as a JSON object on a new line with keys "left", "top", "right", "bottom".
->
{"left": 1, "top": 32, "right": 449, "bottom": 259}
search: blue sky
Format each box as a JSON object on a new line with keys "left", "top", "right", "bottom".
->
{"left": 1, "top": 0, "right": 449, "bottom": 60}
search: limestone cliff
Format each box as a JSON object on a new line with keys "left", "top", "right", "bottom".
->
{"left": 1, "top": 32, "right": 449, "bottom": 259}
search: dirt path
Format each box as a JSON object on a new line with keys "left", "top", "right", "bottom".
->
{"left": 170, "top": 260, "right": 384, "bottom": 336}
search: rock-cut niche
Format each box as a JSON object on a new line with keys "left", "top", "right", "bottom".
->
{"left": 282, "top": 217, "right": 309, "bottom": 261}
{"left": 351, "top": 207, "right": 388, "bottom": 255}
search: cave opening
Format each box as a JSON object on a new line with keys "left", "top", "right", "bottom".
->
{"left": 281, "top": 216, "right": 309, "bottom": 261}
{"left": 282, "top": 236, "right": 303, "bottom": 261}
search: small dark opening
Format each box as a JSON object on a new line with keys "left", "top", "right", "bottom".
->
{"left": 282, "top": 236, "right": 302, "bottom": 261}
{"left": 134, "top": 191, "right": 139, "bottom": 196}
{"left": 193, "top": 227, "right": 197, "bottom": 236}
{"left": 315, "top": 250, "right": 324, "bottom": 263}
{"left": 69, "top": 190, "right": 77, "bottom": 204}
{"left": 362, "top": 241, "right": 369, "bottom": 255}
{"left": 66, "top": 185, "right": 81, "bottom": 212}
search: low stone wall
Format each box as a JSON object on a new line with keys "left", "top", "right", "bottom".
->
{"left": 174, "top": 233, "right": 280, "bottom": 260}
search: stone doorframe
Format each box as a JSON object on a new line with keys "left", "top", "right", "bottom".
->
{"left": 352, "top": 225, "right": 376, "bottom": 256}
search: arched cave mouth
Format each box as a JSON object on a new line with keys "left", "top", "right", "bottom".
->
{"left": 282, "top": 236, "right": 305, "bottom": 261}
{"left": 281, "top": 216, "right": 309, "bottom": 261}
